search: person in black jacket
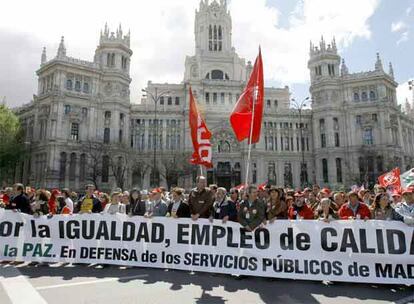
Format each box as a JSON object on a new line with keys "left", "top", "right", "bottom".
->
{"left": 7, "top": 183, "right": 31, "bottom": 214}
{"left": 212, "top": 187, "right": 237, "bottom": 222}
{"left": 130, "top": 189, "right": 146, "bottom": 216}
{"left": 167, "top": 187, "right": 190, "bottom": 218}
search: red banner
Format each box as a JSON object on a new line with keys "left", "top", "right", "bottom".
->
{"left": 378, "top": 168, "right": 401, "bottom": 192}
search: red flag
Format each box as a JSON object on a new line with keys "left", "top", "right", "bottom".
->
{"left": 189, "top": 87, "right": 213, "bottom": 168}
{"left": 230, "top": 48, "right": 264, "bottom": 144}
{"left": 257, "top": 182, "right": 267, "bottom": 191}
{"left": 234, "top": 183, "right": 248, "bottom": 191}
{"left": 378, "top": 168, "right": 401, "bottom": 192}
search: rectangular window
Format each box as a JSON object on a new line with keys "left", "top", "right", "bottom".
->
{"left": 356, "top": 115, "right": 361, "bottom": 125}
{"left": 71, "top": 123, "right": 79, "bottom": 141}
{"left": 336, "top": 158, "right": 343, "bottom": 183}
{"left": 267, "top": 99, "right": 271, "bottom": 107}
{"left": 372, "top": 113, "right": 377, "bottom": 122}
{"left": 322, "top": 158, "right": 329, "bottom": 183}
{"left": 280, "top": 137, "right": 284, "bottom": 151}
{"left": 213, "top": 92, "right": 217, "bottom": 104}
{"left": 363, "top": 128, "right": 374, "bottom": 145}
{"left": 321, "top": 133, "right": 326, "bottom": 148}
{"left": 105, "top": 111, "right": 111, "bottom": 119}
{"left": 119, "top": 129, "right": 123, "bottom": 143}
{"left": 167, "top": 97, "right": 172, "bottom": 105}
{"left": 220, "top": 93, "right": 225, "bottom": 104}
{"left": 160, "top": 97, "right": 164, "bottom": 105}
{"left": 228, "top": 93, "right": 232, "bottom": 104}
{"left": 334, "top": 132, "right": 340, "bottom": 147}
{"left": 285, "top": 137, "right": 289, "bottom": 151}
{"left": 82, "top": 107, "right": 88, "bottom": 116}
{"left": 102, "top": 156, "right": 109, "bottom": 183}
{"left": 205, "top": 92, "right": 210, "bottom": 104}
{"left": 175, "top": 97, "right": 180, "bottom": 105}
{"left": 64, "top": 105, "right": 71, "bottom": 114}
{"left": 104, "top": 128, "right": 110, "bottom": 144}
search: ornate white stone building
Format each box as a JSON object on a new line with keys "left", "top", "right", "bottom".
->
{"left": 14, "top": 0, "right": 414, "bottom": 192}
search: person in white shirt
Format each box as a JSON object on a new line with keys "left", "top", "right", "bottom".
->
{"left": 62, "top": 188, "right": 74, "bottom": 213}
{"left": 103, "top": 191, "right": 126, "bottom": 215}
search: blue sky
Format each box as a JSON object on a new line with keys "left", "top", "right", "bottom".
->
{"left": 0, "top": 0, "right": 413, "bottom": 107}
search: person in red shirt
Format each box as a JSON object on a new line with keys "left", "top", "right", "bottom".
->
{"left": 48, "top": 189, "right": 61, "bottom": 214}
{"left": 288, "top": 192, "right": 314, "bottom": 220}
{"left": 338, "top": 191, "right": 371, "bottom": 220}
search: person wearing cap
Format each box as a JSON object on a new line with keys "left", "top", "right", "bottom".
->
{"left": 103, "top": 191, "right": 126, "bottom": 215}
{"left": 266, "top": 186, "right": 287, "bottom": 221}
{"left": 394, "top": 189, "right": 414, "bottom": 225}
{"left": 319, "top": 188, "right": 331, "bottom": 200}
{"left": 189, "top": 176, "right": 214, "bottom": 220}
{"left": 167, "top": 187, "right": 190, "bottom": 218}
{"left": 77, "top": 184, "right": 102, "bottom": 214}
{"left": 238, "top": 185, "right": 266, "bottom": 231}
{"left": 212, "top": 187, "right": 237, "bottom": 223}
{"left": 130, "top": 189, "right": 146, "bottom": 216}
{"left": 288, "top": 191, "right": 314, "bottom": 220}
{"left": 370, "top": 193, "right": 403, "bottom": 221}
{"left": 338, "top": 191, "right": 371, "bottom": 220}
{"left": 145, "top": 188, "right": 168, "bottom": 217}
{"left": 7, "top": 183, "right": 31, "bottom": 214}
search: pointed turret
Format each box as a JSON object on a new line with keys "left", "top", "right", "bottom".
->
{"left": 388, "top": 62, "right": 394, "bottom": 79}
{"left": 341, "top": 58, "right": 349, "bottom": 76}
{"left": 332, "top": 37, "right": 337, "bottom": 52}
{"left": 319, "top": 35, "right": 326, "bottom": 51}
{"left": 41, "top": 47, "right": 47, "bottom": 64}
{"left": 57, "top": 36, "right": 66, "bottom": 58}
{"left": 375, "top": 52, "right": 383, "bottom": 71}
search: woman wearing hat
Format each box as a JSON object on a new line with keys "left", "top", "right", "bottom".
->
{"left": 266, "top": 186, "right": 287, "bottom": 222}
{"left": 167, "top": 188, "right": 190, "bottom": 218}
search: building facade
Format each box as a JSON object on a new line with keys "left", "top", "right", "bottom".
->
{"left": 14, "top": 0, "right": 414, "bottom": 192}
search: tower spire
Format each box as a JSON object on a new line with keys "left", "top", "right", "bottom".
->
{"left": 41, "top": 47, "right": 47, "bottom": 64}
{"left": 375, "top": 52, "right": 383, "bottom": 71}
{"left": 57, "top": 36, "right": 66, "bottom": 58}
{"left": 388, "top": 62, "right": 394, "bottom": 79}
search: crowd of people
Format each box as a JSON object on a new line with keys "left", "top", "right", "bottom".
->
{"left": 1, "top": 176, "right": 414, "bottom": 229}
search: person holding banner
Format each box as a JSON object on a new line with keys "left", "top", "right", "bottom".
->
{"left": 188, "top": 176, "right": 213, "bottom": 220}
{"left": 130, "top": 189, "right": 146, "bottom": 216}
{"left": 103, "top": 191, "right": 126, "bottom": 215}
{"left": 370, "top": 193, "right": 403, "bottom": 221}
{"left": 145, "top": 188, "right": 168, "bottom": 217}
{"left": 77, "top": 184, "right": 102, "bottom": 214}
{"left": 395, "top": 189, "right": 414, "bottom": 225}
{"left": 266, "top": 186, "right": 287, "bottom": 222}
{"left": 338, "top": 191, "right": 371, "bottom": 220}
{"left": 7, "top": 183, "right": 31, "bottom": 214}
{"left": 212, "top": 187, "right": 237, "bottom": 223}
{"left": 316, "top": 198, "right": 338, "bottom": 222}
{"left": 238, "top": 185, "right": 266, "bottom": 231}
{"left": 288, "top": 191, "right": 314, "bottom": 220}
{"left": 167, "top": 187, "right": 190, "bottom": 218}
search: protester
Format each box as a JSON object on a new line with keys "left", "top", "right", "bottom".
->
{"left": 121, "top": 191, "right": 131, "bottom": 214}
{"left": 212, "top": 187, "right": 237, "bottom": 222}
{"left": 167, "top": 187, "right": 190, "bottom": 218}
{"left": 266, "top": 186, "right": 287, "bottom": 221}
{"left": 338, "top": 191, "right": 371, "bottom": 220}
{"left": 7, "top": 183, "right": 31, "bottom": 214}
{"left": 61, "top": 189, "right": 74, "bottom": 213}
{"left": 370, "top": 193, "right": 403, "bottom": 221}
{"left": 77, "top": 184, "right": 102, "bottom": 214}
{"left": 31, "top": 189, "right": 49, "bottom": 216}
{"left": 288, "top": 191, "right": 314, "bottom": 220}
{"left": 99, "top": 192, "right": 110, "bottom": 210}
{"left": 209, "top": 184, "right": 218, "bottom": 198}
{"left": 316, "top": 198, "right": 338, "bottom": 222}
{"left": 238, "top": 185, "right": 266, "bottom": 231}
{"left": 395, "top": 189, "right": 414, "bottom": 225}
{"left": 333, "top": 192, "right": 345, "bottom": 210}
{"left": 189, "top": 176, "right": 213, "bottom": 220}
{"left": 145, "top": 188, "right": 167, "bottom": 217}
{"left": 229, "top": 188, "right": 240, "bottom": 211}
{"left": 103, "top": 191, "right": 126, "bottom": 214}
{"left": 129, "top": 189, "right": 144, "bottom": 216}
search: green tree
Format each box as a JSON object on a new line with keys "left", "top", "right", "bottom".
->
{"left": 0, "top": 105, "right": 25, "bottom": 185}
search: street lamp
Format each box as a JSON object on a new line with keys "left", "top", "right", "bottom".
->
{"left": 291, "top": 97, "right": 311, "bottom": 189}
{"left": 141, "top": 88, "right": 170, "bottom": 186}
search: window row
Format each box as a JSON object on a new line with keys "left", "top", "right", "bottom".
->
{"left": 264, "top": 136, "right": 310, "bottom": 152}
{"left": 159, "top": 96, "right": 180, "bottom": 106}
{"left": 264, "top": 121, "right": 309, "bottom": 130}
{"left": 208, "top": 24, "right": 223, "bottom": 52}
{"left": 66, "top": 74, "right": 91, "bottom": 93}
{"left": 59, "top": 152, "right": 87, "bottom": 183}
{"left": 353, "top": 90, "right": 377, "bottom": 102}
{"left": 204, "top": 92, "right": 240, "bottom": 105}
{"left": 321, "top": 158, "right": 342, "bottom": 184}
{"left": 64, "top": 105, "right": 88, "bottom": 116}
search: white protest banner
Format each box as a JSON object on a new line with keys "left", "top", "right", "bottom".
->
{"left": 0, "top": 209, "right": 413, "bottom": 285}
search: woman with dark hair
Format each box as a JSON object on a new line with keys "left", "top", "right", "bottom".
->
{"left": 167, "top": 187, "right": 190, "bottom": 218}
{"left": 266, "top": 186, "right": 287, "bottom": 221}
{"left": 370, "top": 193, "right": 403, "bottom": 221}
{"left": 130, "top": 188, "right": 146, "bottom": 216}
{"left": 31, "top": 189, "right": 50, "bottom": 216}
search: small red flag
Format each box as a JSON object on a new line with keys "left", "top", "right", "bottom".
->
{"left": 378, "top": 168, "right": 401, "bottom": 192}
{"left": 189, "top": 87, "right": 213, "bottom": 168}
{"left": 230, "top": 48, "right": 264, "bottom": 144}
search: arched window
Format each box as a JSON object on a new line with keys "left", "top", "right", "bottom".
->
{"left": 59, "top": 152, "right": 67, "bottom": 181}
{"left": 353, "top": 92, "right": 359, "bottom": 102}
{"left": 83, "top": 82, "right": 89, "bottom": 93}
{"left": 211, "top": 70, "right": 224, "bottom": 80}
{"left": 369, "top": 91, "right": 376, "bottom": 100}
{"left": 69, "top": 153, "right": 76, "bottom": 181}
{"left": 361, "top": 91, "right": 368, "bottom": 101}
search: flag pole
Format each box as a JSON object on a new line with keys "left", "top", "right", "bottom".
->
{"left": 199, "top": 165, "right": 203, "bottom": 177}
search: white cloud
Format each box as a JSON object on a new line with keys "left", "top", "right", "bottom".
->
{"left": 397, "top": 79, "right": 414, "bottom": 105}
{"left": 391, "top": 21, "right": 407, "bottom": 32}
{"left": 0, "top": 0, "right": 380, "bottom": 106}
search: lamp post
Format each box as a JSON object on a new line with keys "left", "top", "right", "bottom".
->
{"left": 24, "top": 141, "right": 32, "bottom": 186}
{"left": 291, "top": 97, "right": 311, "bottom": 189}
{"left": 141, "top": 88, "right": 170, "bottom": 186}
